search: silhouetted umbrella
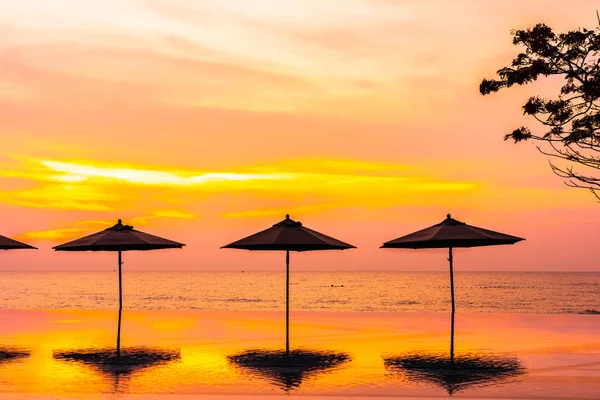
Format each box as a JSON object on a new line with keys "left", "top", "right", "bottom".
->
{"left": 53, "top": 220, "right": 184, "bottom": 355}
{"left": 0, "top": 235, "right": 36, "bottom": 250}
{"left": 222, "top": 214, "right": 355, "bottom": 354}
{"left": 381, "top": 214, "right": 524, "bottom": 313}
{"left": 384, "top": 314, "right": 525, "bottom": 395}
{"left": 228, "top": 348, "right": 350, "bottom": 392}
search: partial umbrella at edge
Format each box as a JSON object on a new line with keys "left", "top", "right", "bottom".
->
{"left": 381, "top": 214, "right": 524, "bottom": 313}
{"left": 53, "top": 219, "right": 185, "bottom": 356}
{"left": 222, "top": 214, "right": 356, "bottom": 354}
{"left": 0, "top": 235, "right": 37, "bottom": 250}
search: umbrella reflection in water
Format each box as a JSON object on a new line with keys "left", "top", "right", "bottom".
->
{"left": 384, "top": 313, "right": 526, "bottom": 395}
{"left": 228, "top": 348, "right": 351, "bottom": 392}
{"left": 53, "top": 346, "right": 180, "bottom": 393}
{"left": 0, "top": 346, "right": 30, "bottom": 364}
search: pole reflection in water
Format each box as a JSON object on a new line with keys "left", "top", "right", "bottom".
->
{"left": 53, "top": 346, "right": 181, "bottom": 394}
{"left": 384, "top": 312, "right": 526, "bottom": 395}
{"left": 227, "top": 348, "right": 351, "bottom": 392}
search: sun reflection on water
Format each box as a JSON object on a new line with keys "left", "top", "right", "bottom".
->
{"left": 0, "top": 309, "right": 597, "bottom": 397}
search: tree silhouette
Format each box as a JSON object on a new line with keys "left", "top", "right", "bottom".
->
{"left": 481, "top": 21, "right": 600, "bottom": 200}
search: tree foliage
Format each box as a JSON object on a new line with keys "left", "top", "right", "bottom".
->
{"left": 480, "top": 22, "right": 600, "bottom": 200}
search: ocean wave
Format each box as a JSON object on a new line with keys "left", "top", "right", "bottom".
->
{"left": 381, "top": 300, "right": 420, "bottom": 306}
{"left": 318, "top": 299, "right": 350, "bottom": 305}
{"left": 221, "top": 298, "right": 277, "bottom": 303}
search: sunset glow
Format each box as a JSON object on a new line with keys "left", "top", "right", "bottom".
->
{"left": 1, "top": 0, "right": 599, "bottom": 271}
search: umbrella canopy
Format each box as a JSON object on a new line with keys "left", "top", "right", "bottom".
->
{"left": 53, "top": 219, "right": 184, "bottom": 251}
{"left": 0, "top": 235, "right": 37, "bottom": 250}
{"left": 222, "top": 214, "right": 355, "bottom": 354}
{"left": 222, "top": 214, "right": 355, "bottom": 251}
{"left": 53, "top": 219, "right": 184, "bottom": 356}
{"left": 381, "top": 214, "right": 524, "bottom": 249}
{"left": 381, "top": 214, "right": 524, "bottom": 312}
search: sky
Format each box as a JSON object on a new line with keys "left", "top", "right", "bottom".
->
{"left": 1, "top": 0, "right": 599, "bottom": 271}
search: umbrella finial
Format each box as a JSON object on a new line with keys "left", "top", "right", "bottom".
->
{"left": 286, "top": 214, "right": 290, "bottom": 220}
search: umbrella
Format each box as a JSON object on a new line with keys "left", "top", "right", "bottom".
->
{"left": 0, "top": 235, "right": 36, "bottom": 250}
{"left": 384, "top": 313, "right": 526, "bottom": 395}
{"left": 222, "top": 214, "right": 355, "bottom": 354}
{"left": 53, "top": 219, "right": 184, "bottom": 355}
{"left": 381, "top": 214, "right": 524, "bottom": 313}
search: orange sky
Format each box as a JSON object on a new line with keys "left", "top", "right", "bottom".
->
{"left": 1, "top": 0, "right": 599, "bottom": 271}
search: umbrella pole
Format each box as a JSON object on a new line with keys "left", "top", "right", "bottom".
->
{"left": 117, "top": 250, "right": 123, "bottom": 357}
{"left": 450, "top": 310, "right": 455, "bottom": 363}
{"left": 448, "top": 247, "right": 455, "bottom": 314}
{"left": 285, "top": 250, "right": 290, "bottom": 356}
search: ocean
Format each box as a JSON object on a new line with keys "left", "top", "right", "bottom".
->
{"left": 0, "top": 271, "right": 598, "bottom": 314}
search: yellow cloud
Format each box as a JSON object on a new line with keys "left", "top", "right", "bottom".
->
{"left": 269, "top": 158, "right": 416, "bottom": 175}
{"left": 20, "top": 211, "right": 198, "bottom": 242}
{"left": 221, "top": 204, "right": 337, "bottom": 218}
{"left": 130, "top": 210, "right": 198, "bottom": 225}
{"left": 30, "top": 159, "right": 477, "bottom": 198}
{"left": 41, "top": 160, "right": 292, "bottom": 186}
{"left": 0, "top": 182, "right": 122, "bottom": 211}
{"left": 20, "top": 228, "right": 90, "bottom": 241}
{"left": 0, "top": 157, "right": 478, "bottom": 218}
{"left": 154, "top": 210, "right": 198, "bottom": 219}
